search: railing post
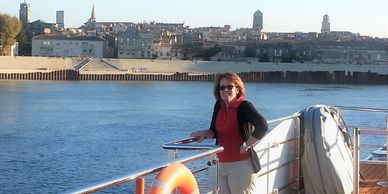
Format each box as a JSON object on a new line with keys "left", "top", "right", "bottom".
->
{"left": 377, "top": 116, "right": 388, "bottom": 187}
{"left": 353, "top": 127, "right": 360, "bottom": 194}
{"left": 386, "top": 116, "right": 388, "bottom": 180}
{"left": 136, "top": 177, "right": 145, "bottom": 194}
{"left": 167, "top": 149, "right": 178, "bottom": 160}
{"left": 215, "top": 154, "right": 220, "bottom": 194}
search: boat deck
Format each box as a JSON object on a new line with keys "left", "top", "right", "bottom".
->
{"left": 360, "top": 162, "right": 388, "bottom": 194}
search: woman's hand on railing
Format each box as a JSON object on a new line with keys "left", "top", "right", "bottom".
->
{"left": 190, "top": 130, "right": 213, "bottom": 143}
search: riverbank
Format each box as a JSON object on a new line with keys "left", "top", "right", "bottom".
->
{"left": 0, "top": 56, "right": 387, "bottom": 84}
{"left": 1, "top": 56, "right": 388, "bottom": 74}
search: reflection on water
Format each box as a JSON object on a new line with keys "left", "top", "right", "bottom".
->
{"left": 0, "top": 81, "right": 387, "bottom": 193}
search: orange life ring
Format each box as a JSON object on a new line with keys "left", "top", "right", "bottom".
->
{"left": 147, "top": 162, "right": 199, "bottom": 194}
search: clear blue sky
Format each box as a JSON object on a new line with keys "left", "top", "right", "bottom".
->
{"left": 1, "top": 0, "right": 387, "bottom": 38}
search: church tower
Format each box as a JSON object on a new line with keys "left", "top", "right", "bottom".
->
{"left": 321, "top": 14, "right": 330, "bottom": 33}
{"left": 253, "top": 10, "right": 263, "bottom": 32}
{"left": 19, "top": 1, "right": 31, "bottom": 29}
{"left": 88, "top": 5, "right": 96, "bottom": 23}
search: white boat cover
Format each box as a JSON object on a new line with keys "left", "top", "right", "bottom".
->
{"left": 301, "top": 105, "right": 353, "bottom": 194}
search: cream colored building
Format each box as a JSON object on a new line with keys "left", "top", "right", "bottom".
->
{"left": 152, "top": 42, "right": 172, "bottom": 59}
{"left": 117, "top": 30, "right": 153, "bottom": 59}
{"left": 32, "top": 35, "right": 107, "bottom": 58}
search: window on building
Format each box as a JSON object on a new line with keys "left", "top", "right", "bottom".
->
{"left": 274, "top": 49, "right": 282, "bottom": 57}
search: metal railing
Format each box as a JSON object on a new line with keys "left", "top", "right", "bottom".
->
{"left": 259, "top": 114, "right": 302, "bottom": 193}
{"left": 63, "top": 113, "right": 302, "bottom": 194}
{"left": 62, "top": 146, "right": 223, "bottom": 194}
{"left": 162, "top": 113, "right": 302, "bottom": 193}
{"left": 337, "top": 106, "right": 388, "bottom": 113}
{"left": 62, "top": 106, "right": 388, "bottom": 194}
{"left": 338, "top": 106, "right": 388, "bottom": 194}
{"left": 352, "top": 117, "right": 388, "bottom": 194}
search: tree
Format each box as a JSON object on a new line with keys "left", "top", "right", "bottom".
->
{"left": 244, "top": 45, "right": 256, "bottom": 58}
{"left": 198, "top": 45, "right": 222, "bottom": 61}
{"left": 259, "top": 52, "right": 269, "bottom": 62}
{"left": 16, "top": 28, "right": 31, "bottom": 56}
{"left": 0, "top": 13, "right": 22, "bottom": 55}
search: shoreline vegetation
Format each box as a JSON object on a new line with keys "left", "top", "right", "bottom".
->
{"left": 0, "top": 56, "right": 387, "bottom": 84}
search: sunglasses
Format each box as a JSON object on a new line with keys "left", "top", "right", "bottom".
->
{"left": 219, "top": 85, "right": 235, "bottom": 90}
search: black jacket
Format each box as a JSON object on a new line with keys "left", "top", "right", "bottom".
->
{"left": 209, "top": 100, "right": 268, "bottom": 173}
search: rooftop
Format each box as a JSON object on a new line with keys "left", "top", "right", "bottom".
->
{"left": 32, "top": 35, "right": 107, "bottom": 42}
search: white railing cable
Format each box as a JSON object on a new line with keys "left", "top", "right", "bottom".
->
{"left": 62, "top": 146, "right": 223, "bottom": 194}
{"left": 337, "top": 106, "right": 388, "bottom": 113}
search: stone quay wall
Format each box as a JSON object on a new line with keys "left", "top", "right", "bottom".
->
{"left": 1, "top": 56, "right": 387, "bottom": 84}
{"left": 0, "top": 70, "right": 387, "bottom": 84}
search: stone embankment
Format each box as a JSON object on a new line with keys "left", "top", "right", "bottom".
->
{"left": 0, "top": 56, "right": 387, "bottom": 84}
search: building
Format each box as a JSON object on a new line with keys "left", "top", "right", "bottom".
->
{"left": 253, "top": 10, "right": 263, "bottom": 32}
{"left": 56, "top": 10, "right": 64, "bottom": 28}
{"left": 204, "top": 32, "right": 241, "bottom": 47}
{"left": 321, "top": 14, "right": 330, "bottom": 33}
{"left": 81, "top": 5, "right": 137, "bottom": 34}
{"left": 89, "top": 5, "right": 96, "bottom": 23}
{"left": 32, "top": 35, "right": 107, "bottom": 58}
{"left": 27, "top": 20, "right": 58, "bottom": 38}
{"left": 308, "top": 40, "right": 388, "bottom": 64}
{"left": 19, "top": 1, "right": 31, "bottom": 29}
{"left": 264, "top": 32, "right": 318, "bottom": 41}
{"left": 153, "top": 41, "right": 172, "bottom": 60}
{"left": 117, "top": 29, "right": 153, "bottom": 59}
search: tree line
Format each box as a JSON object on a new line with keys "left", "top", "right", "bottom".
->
{"left": 0, "top": 13, "right": 21, "bottom": 56}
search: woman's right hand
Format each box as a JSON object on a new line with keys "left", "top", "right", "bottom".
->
{"left": 190, "top": 130, "right": 212, "bottom": 143}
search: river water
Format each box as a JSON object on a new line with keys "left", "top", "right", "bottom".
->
{"left": 0, "top": 81, "right": 387, "bottom": 193}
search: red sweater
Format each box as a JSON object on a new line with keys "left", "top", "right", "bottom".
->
{"left": 215, "top": 95, "right": 249, "bottom": 162}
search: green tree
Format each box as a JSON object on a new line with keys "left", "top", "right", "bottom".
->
{"left": 244, "top": 45, "right": 256, "bottom": 58}
{"left": 259, "top": 52, "right": 269, "bottom": 62}
{"left": 0, "top": 13, "right": 22, "bottom": 55}
{"left": 198, "top": 45, "right": 222, "bottom": 61}
{"left": 16, "top": 28, "right": 31, "bottom": 56}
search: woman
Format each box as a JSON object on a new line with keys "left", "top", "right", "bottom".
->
{"left": 191, "top": 72, "right": 268, "bottom": 194}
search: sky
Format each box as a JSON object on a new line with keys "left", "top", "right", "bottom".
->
{"left": 0, "top": 0, "right": 387, "bottom": 38}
